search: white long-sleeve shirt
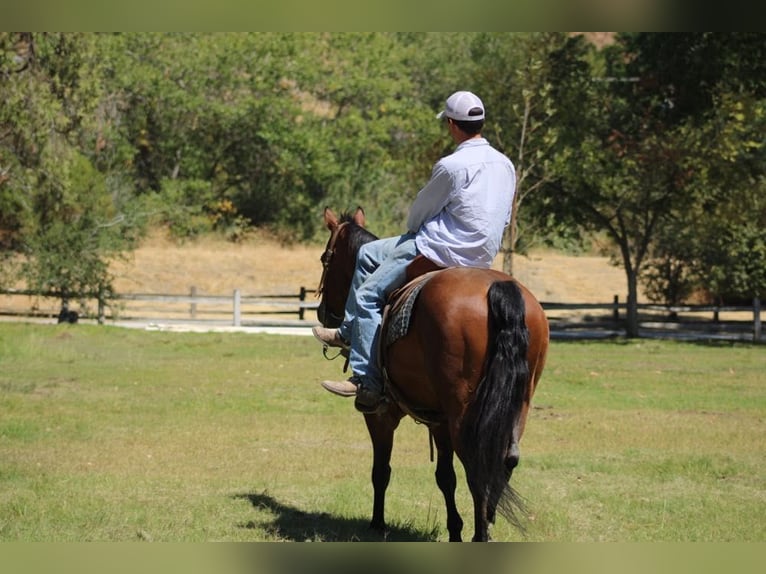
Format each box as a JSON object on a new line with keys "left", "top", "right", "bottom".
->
{"left": 406, "top": 137, "right": 516, "bottom": 269}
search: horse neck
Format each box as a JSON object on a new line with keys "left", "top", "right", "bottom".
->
{"left": 340, "top": 223, "right": 376, "bottom": 288}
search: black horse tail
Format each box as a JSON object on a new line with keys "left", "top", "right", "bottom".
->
{"left": 461, "top": 280, "right": 530, "bottom": 531}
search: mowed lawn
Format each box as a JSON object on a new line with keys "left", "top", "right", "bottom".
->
{"left": 0, "top": 322, "right": 763, "bottom": 542}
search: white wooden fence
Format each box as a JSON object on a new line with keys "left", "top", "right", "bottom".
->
{"left": 0, "top": 287, "right": 319, "bottom": 326}
{"left": 0, "top": 288, "right": 762, "bottom": 341}
{"left": 116, "top": 287, "right": 319, "bottom": 325}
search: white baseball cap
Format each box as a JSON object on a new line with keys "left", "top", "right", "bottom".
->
{"left": 436, "top": 91, "right": 485, "bottom": 122}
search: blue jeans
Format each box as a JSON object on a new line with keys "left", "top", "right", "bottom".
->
{"left": 337, "top": 233, "right": 418, "bottom": 392}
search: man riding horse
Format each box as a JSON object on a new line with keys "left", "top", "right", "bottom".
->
{"left": 313, "top": 90, "right": 517, "bottom": 414}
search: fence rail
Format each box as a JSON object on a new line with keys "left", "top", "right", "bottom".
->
{"left": 543, "top": 296, "right": 762, "bottom": 341}
{"left": 0, "top": 288, "right": 762, "bottom": 341}
{"left": 0, "top": 286, "right": 319, "bottom": 326}
{"left": 117, "top": 287, "right": 319, "bottom": 324}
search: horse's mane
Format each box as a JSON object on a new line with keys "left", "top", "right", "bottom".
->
{"left": 338, "top": 210, "right": 378, "bottom": 252}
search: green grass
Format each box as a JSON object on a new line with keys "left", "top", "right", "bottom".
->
{"left": 0, "top": 323, "right": 764, "bottom": 542}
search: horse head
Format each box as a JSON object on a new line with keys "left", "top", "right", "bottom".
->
{"left": 316, "top": 206, "right": 376, "bottom": 327}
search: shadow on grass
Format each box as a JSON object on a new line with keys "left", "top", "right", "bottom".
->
{"left": 233, "top": 491, "right": 436, "bottom": 542}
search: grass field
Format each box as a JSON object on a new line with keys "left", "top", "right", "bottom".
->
{"left": 0, "top": 322, "right": 764, "bottom": 542}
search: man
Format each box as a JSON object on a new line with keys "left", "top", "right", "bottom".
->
{"left": 313, "top": 90, "right": 516, "bottom": 414}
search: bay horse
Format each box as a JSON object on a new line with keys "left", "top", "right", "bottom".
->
{"left": 315, "top": 207, "right": 549, "bottom": 542}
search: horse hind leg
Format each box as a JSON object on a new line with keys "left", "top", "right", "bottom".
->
{"left": 461, "top": 453, "right": 492, "bottom": 542}
{"left": 431, "top": 425, "right": 463, "bottom": 542}
{"left": 467, "top": 479, "right": 491, "bottom": 542}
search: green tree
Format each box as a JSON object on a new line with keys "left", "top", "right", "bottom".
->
{"left": 550, "top": 33, "right": 766, "bottom": 335}
{"left": 0, "top": 33, "right": 141, "bottom": 313}
{"left": 469, "top": 33, "right": 593, "bottom": 274}
{"left": 682, "top": 94, "right": 765, "bottom": 303}
{"left": 110, "top": 33, "right": 377, "bottom": 240}
{"left": 631, "top": 34, "right": 766, "bottom": 305}
{"left": 549, "top": 35, "right": 697, "bottom": 336}
{"left": 304, "top": 33, "right": 444, "bottom": 237}
{"left": 22, "top": 149, "right": 139, "bottom": 310}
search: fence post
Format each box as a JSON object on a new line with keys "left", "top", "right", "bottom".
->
{"left": 613, "top": 295, "right": 619, "bottom": 323}
{"left": 299, "top": 286, "right": 307, "bottom": 320}
{"left": 190, "top": 286, "right": 197, "bottom": 319}
{"left": 97, "top": 285, "right": 105, "bottom": 325}
{"left": 754, "top": 297, "right": 762, "bottom": 342}
{"left": 233, "top": 289, "right": 241, "bottom": 327}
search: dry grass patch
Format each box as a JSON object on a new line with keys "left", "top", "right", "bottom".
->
{"left": 107, "top": 230, "right": 633, "bottom": 303}
{"left": 2, "top": 229, "right": 638, "bottom": 322}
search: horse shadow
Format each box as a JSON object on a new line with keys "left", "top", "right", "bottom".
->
{"left": 233, "top": 491, "right": 436, "bottom": 542}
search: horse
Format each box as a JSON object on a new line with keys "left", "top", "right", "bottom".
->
{"left": 315, "top": 207, "right": 549, "bottom": 542}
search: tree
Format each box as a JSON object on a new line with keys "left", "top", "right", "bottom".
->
{"left": 642, "top": 107, "right": 766, "bottom": 304}
{"left": 305, "top": 33, "right": 445, "bottom": 237}
{"left": 469, "top": 33, "right": 594, "bottom": 274}
{"left": 108, "top": 33, "right": 427, "bottom": 241}
{"left": 0, "top": 33, "right": 141, "bottom": 313}
{"left": 549, "top": 35, "right": 697, "bottom": 336}
{"left": 21, "top": 149, "right": 140, "bottom": 312}
{"left": 550, "top": 33, "right": 766, "bottom": 335}
{"left": 630, "top": 34, "right": 766, "bottom": 305}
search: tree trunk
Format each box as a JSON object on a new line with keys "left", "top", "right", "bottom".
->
{"left": 501, "top": 225, "right": 515, "bottom": 276}
{"left": 625, "top": 267, "right": 640, "bottom": 338}
{"left": 501, "top": 184, "right": 520, "bottom": 276}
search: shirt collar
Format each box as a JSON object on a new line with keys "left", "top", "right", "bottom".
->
{"left": 455, "top": 137, "right": 488, "bottom": 151}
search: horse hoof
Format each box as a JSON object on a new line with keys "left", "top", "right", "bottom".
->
{"left": 369, "top": 520, "right": 386, "bottom": 533}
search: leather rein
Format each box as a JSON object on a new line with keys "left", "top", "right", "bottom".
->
{"left": 316, "top": 221, "right": 347, "bottom": 299}
{"left": 316, "top": 221, "right": 349, "bottom": 367}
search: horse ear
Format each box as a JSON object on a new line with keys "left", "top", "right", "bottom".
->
{"left": 352, "top": 206, "right": 365, "bottom": 227}
{"left": 323, "top": 207, "right": 339, "bottom": 230}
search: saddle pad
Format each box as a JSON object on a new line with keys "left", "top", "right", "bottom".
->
{"left": 383, "top": 271, "right": 439, "bottom": 348}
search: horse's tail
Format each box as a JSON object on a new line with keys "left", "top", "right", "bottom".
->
{"left": 461, "top": 279, "right": 530, "bottom": 530}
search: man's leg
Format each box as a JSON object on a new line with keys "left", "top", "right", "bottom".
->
{"left": 314, "top": 236, "right": 400, "bottom": 349}
{"left": 348, "top": 235, "right": 417, "bottom": 410}
{"left": 336, "top": 236, "right": 403, "bottom": 343}
{"left": 320, "top": 234, "right": 417, "bottom": 407}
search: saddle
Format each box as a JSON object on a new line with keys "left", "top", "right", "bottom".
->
{"left": 383, "top": 255, "right": 445, "bottom": 348}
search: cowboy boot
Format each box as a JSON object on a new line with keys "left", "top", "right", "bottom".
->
{"left": 312, "top": 326, "right": 350, "bottom": 350}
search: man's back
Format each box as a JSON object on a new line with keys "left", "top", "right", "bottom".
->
{"left": 413, "top": 138, "right": 516, "bottom": 269}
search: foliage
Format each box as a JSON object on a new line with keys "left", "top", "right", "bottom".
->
{"left": 2, "top": 32, "right": 765, "bottom": 315}
{"left": 701, "top": 220, "right": 766, "bottom": 302}
{"left": 471, "top": 33, "right": 595, "bottom": 271}
{"left": 642, "top": 219, "right": 700, "bottom": 305}
{"left": 19, "top": 149, "right": 138, "bottom": 306}
{"left": 0, "top": 33, "right": 143, "bottom": 304}
{"left": 545, "top": 33, "right": 766, "bottom": 334}
{"left": 547, "top": 37, "right": 690, "bottom": 334}
{"left": 637, "top": 39, "right": 766, "bottom": 305}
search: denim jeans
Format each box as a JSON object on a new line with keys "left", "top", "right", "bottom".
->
{"left": 337, "top": 233, "right": 418, "bottom": 392}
